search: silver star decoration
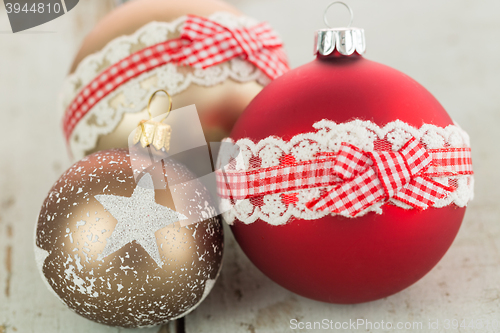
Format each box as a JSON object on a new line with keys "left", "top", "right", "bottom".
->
{"left": 95, "top": 173, "right": 187, "bottom": 267}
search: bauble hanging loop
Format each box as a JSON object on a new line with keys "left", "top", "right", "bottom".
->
{"left": 323, "top": 1, "right": 354, "bottom": 28}
{"left": 147, "top": 89, "right": 173, "bottom": 121}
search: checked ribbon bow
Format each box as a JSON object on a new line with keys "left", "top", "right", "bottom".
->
{"left": 306, "top": 138, "right": 452, "bottom": 216}
{"left": 178, "top": 15, "right": 289, "bottom": 79}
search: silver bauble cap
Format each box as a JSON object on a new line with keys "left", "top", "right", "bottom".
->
{"left": 314, "top": 2, "right": 365, "bottom": 56}
{"left": 314, "top": 28, "right": 365, "bottom": 56}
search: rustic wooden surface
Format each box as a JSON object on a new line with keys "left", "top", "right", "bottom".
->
{"left": 1, "top": 1, "right": 499, "bottom": 332}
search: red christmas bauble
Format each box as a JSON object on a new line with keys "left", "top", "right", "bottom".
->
{"left": 227, "top": 34, "right": 468, "bottom": 303}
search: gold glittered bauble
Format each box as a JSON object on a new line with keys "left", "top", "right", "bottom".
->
{"left": 35, "top": 149, "right": 223, "bottom": 327}
{"left": 62, "top": 0, "right": 273, "bottom": 161}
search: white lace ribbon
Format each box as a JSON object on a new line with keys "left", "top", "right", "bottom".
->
{"left": 217, "top": 119, "right": 474, "bottom": 225}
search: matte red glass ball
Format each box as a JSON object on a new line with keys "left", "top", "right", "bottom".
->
{"left": 229, "top": 55, "right": 465, "bottom": 304}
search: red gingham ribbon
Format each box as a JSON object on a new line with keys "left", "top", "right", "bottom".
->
{"left": 63, "top": 15, "right": 289, "bottom": 141}
{"left": 217, "top": 138, "right": 473, "bottom": 216}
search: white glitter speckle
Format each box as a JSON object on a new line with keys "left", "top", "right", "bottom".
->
{"left": 76, "top": 220, "right": 86, "bottom": 228}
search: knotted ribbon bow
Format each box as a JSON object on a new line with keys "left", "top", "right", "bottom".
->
{"left": 306, "top": 138, "right": 452, "bottom": 216}
{"left": 178, "top": 16, "right": 289, "bottom": 79}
